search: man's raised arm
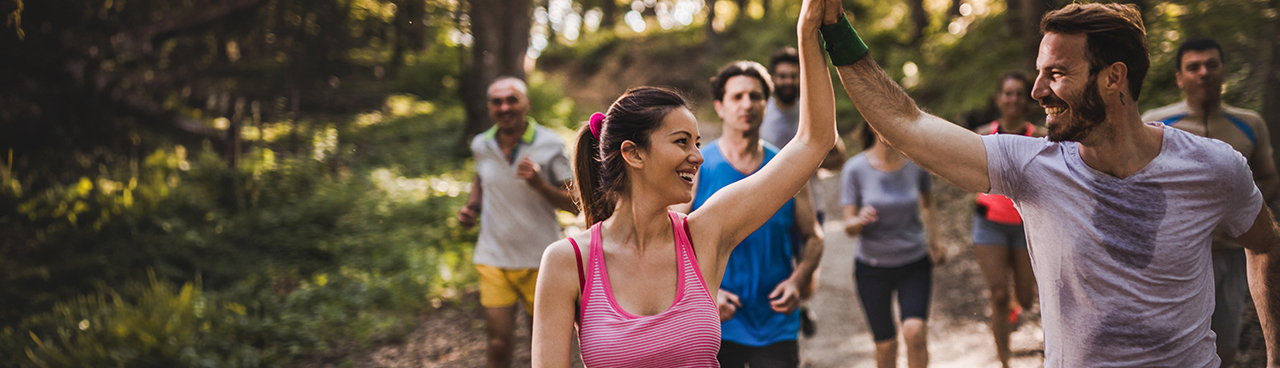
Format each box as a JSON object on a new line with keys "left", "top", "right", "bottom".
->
{"left": 822, "top": 0, "right": 990, "bottom": 193}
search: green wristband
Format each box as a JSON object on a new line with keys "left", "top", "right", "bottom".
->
{"left": 819, "top": 13, "right": 868, "bottom": 66}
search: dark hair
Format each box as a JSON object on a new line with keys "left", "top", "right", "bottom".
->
{"left": 769, "top": 47, "right": 800, "bottom": 71}
{"left": 855, "top": 123, "right": 878, "bottom": 151}
{"left": 1176, "top": 37, "right": 1224, "bottom": 71}
{"left": 997, "top": 72, "right": 1031, "bottom": 95}
{"left": 710, "top": 61, "right": 773, "bottom": 102}
{"left": 574, "top": 87, "right": 689, "bottom": 224}
{"left": 1040, "top": 3, "right": 1149, "bottom": 100}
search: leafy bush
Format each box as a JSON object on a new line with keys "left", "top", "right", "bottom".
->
{"left": 1, "top": 96, "right": 478, "bottom": 367}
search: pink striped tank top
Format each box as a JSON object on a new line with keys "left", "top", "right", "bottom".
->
{"left": 572, "top": 211, "right": 722, "bottom": 367}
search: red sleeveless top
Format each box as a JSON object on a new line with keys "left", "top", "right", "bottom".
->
{"left": 976, "top": 121, "right": 1036, "bottom": 225}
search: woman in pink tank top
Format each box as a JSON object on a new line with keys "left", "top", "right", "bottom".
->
{"left": 531, "top": 2, "right": 840, "bottom": 366}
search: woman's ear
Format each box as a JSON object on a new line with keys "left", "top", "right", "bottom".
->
{"left": 620, "top": 140, "right": 644, "bottom": 169}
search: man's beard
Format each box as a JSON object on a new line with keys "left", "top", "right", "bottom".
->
{"left": 1046, "top": 77, "right": 1107, "bottom": 142}
{"left": 775, "top": 86, "right": 799, "bottom": 105}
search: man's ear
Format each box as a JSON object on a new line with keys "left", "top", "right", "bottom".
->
{"left": 620, "top": 140, "right": 644, "bottom": 169}
{"left": 1104, "top": 61, "right": 1129, "bottom": 95}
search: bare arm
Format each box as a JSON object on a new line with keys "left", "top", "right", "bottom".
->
{"left": 842, "top": 204, "right": 876, "bottom": 237}
{"left": 517, "top": 157, "right": 580, "bottom": 214}
{"left": 832, "top": 55, "right": 989, "bottom": 192}
{"left": 458, "top": 177, "right": 483, "bottom": 228}
{"left": 790, "top": 185, "right": 824, "bottom": 299}
{"left": 766, "top": 186, "right": 826, "bottom": 314}
{"left": 1234, "top": 205, "right": 1280, "bottom": 367}
{"left": 688, "top": 0, "right": 838, "bottom": 270}
{"left": 921, "top": 189, "right": 944, "bottom": 264}
{"left": 1249, "top": 120, "right": 1280, "bottom": 214}
{"left": 531, "top": 239, "right": 583, "bottom": 368}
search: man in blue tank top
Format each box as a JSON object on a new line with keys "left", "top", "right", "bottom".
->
{"left": 674, "top": 61, "right": 825, "bottom": 368}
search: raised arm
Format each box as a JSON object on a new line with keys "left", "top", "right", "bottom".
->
{"left": 687, "top": 0, "right": 838, "bottom": 265}
{"left": 1234, "top": 205, "right": 1280, "bottom": 367}
{"left": 825, "top": 1, "right": 989, "bottom": 193}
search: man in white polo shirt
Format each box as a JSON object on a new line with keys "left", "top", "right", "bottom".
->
{"left": 458, "top": 76, "right": 577, "bottom": 368}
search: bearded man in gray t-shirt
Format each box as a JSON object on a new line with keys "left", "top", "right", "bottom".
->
{"left": 814, "top": 1, "right": 1280, "bottom": 367}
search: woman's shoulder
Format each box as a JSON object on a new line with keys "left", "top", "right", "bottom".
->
{"left": 542, "top": 231, "right": 591, "bottom": 270}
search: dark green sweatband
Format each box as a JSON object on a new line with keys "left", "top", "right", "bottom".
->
{"left": 819, "top": 13, "right": 868, "bottom": 66}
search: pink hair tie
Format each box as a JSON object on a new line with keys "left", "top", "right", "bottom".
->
{"left": 588, "top": 112, "right": 605, "bottom": 139}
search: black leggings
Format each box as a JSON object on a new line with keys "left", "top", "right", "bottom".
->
{"left": 717, "top": 340, "right": 799, "bottom": 368}
{"left": 855, "top": 256, "right": 933, "bottom": 342}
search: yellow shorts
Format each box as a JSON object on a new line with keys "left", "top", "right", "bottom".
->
{"left": 475, "top": 264, "right": 538, "bottom": 314}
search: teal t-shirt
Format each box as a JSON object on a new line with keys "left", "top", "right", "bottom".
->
{"left": 691, "top": 140, "right": 800, "bottom": 346}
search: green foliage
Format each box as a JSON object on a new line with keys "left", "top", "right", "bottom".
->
{"left": 1, "top": 96, "right": 478, "bottom": 367}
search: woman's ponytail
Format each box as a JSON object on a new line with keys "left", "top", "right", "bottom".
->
{"left": 572, "top": 123, "right": 606, "bottom": 225}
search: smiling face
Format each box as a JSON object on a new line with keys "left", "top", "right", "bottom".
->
{"left": 1176, "top": 48, "right": 1225, "bottom": 106}
{"left": 487, "top": 80, "right": 530, "bottom": 131}
{"left": 630, "top": 107, "right": 704, "bottom": 205}
{"left": 714, "top": 75, "right": 767, "bottom": 134}
{"left": 1032, "top": 32, "right": 1108, "bottom": 142}
{"left": 996, "top": 78, "right": 1029, "bottom": 120}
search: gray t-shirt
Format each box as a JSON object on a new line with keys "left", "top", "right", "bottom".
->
{"left": 840, "top": 154, "right": 932, "bottom": 267}
{"left": 983, "top": 124, "right": 1262, "bottom": 368}
{"left": 761, "top": 98, "right": 800, "bottom": 149}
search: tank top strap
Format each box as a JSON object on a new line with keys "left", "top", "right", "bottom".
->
{"left": 667, "top": 211, "right": 692, "bottom": 259}
{"left": 579, "top": 222, "right": 604, "bottom": 311}
{"left": 667, "top": 211, "right": 711, "bottom": 296}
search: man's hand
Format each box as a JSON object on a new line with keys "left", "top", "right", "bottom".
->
{"left": 717, "top": 289, "right": 742, "bottom": 322}
{"left": 769, "top": 278, "right": 804, "bottom": 314}
{"left": 516, "top": 157, "right": 545, "bottom": 188}
{"left": 844, "top": 206, "right": 877, "bottom": 236}
{"left": 457, "top": 202, "right": 479, "bottom": 229}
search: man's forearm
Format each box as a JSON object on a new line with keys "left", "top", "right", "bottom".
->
{"left": 1247, "top": 245, "right": 1280, "bottom": 366}
{"left": 534, "top": 181, "right": 579, "bottom": 214}
{"left": 791, "top": 225, "right": 824, "bottom": 297}
{"left": 834, "top": 56, "right": 924, "bottom": 140}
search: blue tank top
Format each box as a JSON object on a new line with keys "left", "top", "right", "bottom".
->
{"left": 691, "top": 140, "right": 800, "bottom": 346}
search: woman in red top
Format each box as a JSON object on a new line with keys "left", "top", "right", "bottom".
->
{"left": 972, "top": 72, "right": 1045, "bottom": 368}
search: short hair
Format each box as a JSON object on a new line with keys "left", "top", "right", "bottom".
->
{"left": 487, "top": 76, "right": 528, "bottom": 99}
{"left": 769, "top": 47, "right": 800, "bottom": 71}
{"left": 998, "top": 72, "right": 1032, "bottom": 95}
{"left": 1175, "top": 37, "right": 1225, "bottom": 71}
{"left": 1040, "top": 3, "right": 1150, "bottom": 99}
{"left": 710, "top": 61, "right": 773, "bottom": 102}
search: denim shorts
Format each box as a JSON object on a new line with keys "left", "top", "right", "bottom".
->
{"left": 971, "top": 215, "right": 1027, "bottom": 248}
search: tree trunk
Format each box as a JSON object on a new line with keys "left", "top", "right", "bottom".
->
{"left": 462, "top": 0, "right": 532, "bottom": 138}
{"left": 1016, "top": 0, "right": 1049, "bottom": 71}
{"left": 908, "top": 0, "right": 928, "bottom": 44}
{"left": 600, "top": 0, "right": 617, "bottom": 30}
